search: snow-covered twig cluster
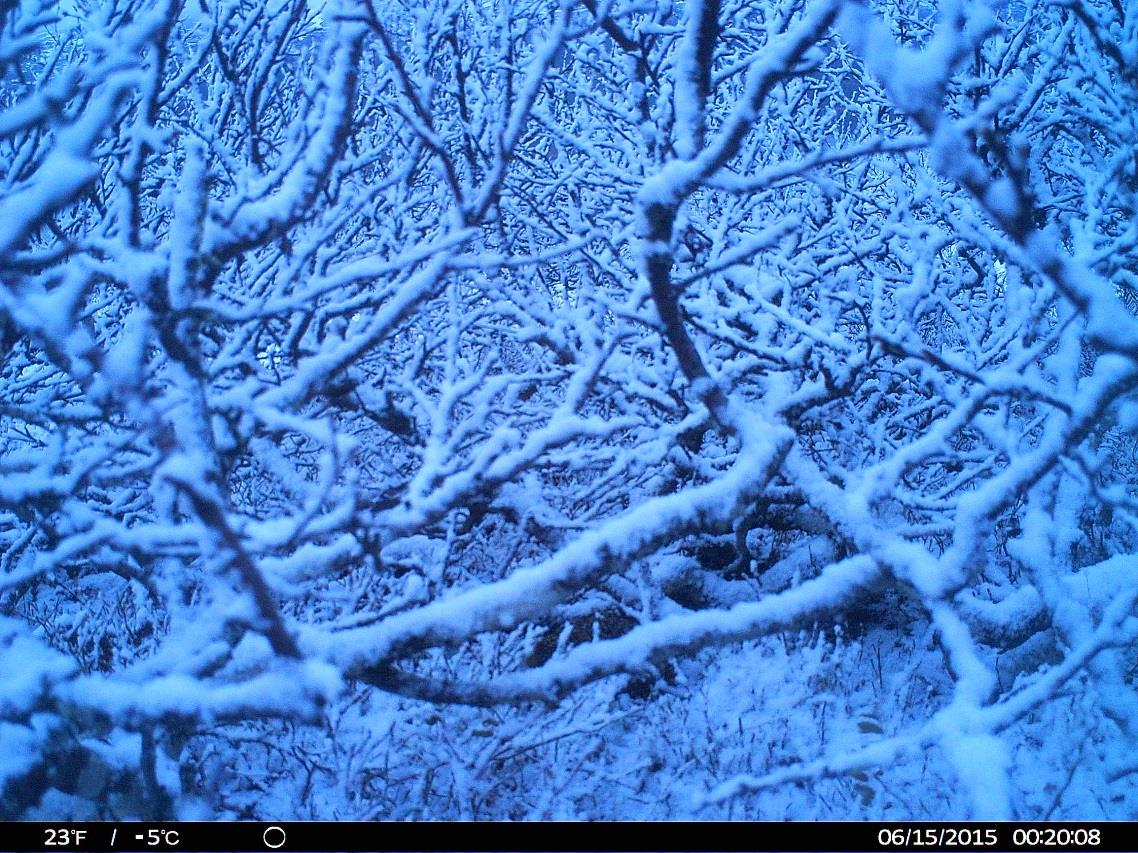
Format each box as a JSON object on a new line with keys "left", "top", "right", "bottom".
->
{"left": 1, "top": 0, "right": 1135, "bottom": 820}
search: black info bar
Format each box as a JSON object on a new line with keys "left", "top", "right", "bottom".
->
{"left": 2, "top": 822, "right": 1134, "bottom": 852}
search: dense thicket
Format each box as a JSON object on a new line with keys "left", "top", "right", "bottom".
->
{"left": 1, "top": 0, "right": 1136, "bottom": 819}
